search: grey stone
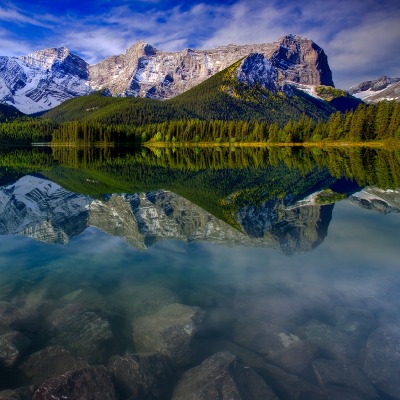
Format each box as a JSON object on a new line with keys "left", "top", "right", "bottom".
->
{"left": 268, "top": 339, "right": 320, "bottom": 376}
{"left": 20, "top": 345, "right": 88, "bottom": 386}
{"left": 297, "top": 320, "right": 358, "bottom": 362}
{"left": 32, "top": 366, "right": 116, "bottom": 400}
{"left": 233, "top": 319, "right": 301, "bottom": 358}
{"left": 109, "top": 352, "right": 172, "bottom": 400}
{"left": 313, "top": 359, "right": 380, "bottom": 400}
{"left": 0, "top": 387, "right": 33, "bottom": 400}
{"left": 112, "top": 283, "right": 180, "bottom": 319}
{"left": 364, "top": 326, "right": 400, "bottom": 399}
{"left": 0, "top": 331, "right": 30, "bottom": 367}
{"left": 132, "top": 303, "right": 204, "bottom": 367}
{"left": 213, "top": 340, "right": 327, "bottom": 400}
{"left": 334, "top": 307, "right": 375, "bottom": 336}
{"left": 172, "top": 351, "right": 278, "bottom": 400}
{"left": 0, "top": 302, "right": 31, "bottom": 330}
{"left": 48, "top": 303, "right": 112, "bottom": 363}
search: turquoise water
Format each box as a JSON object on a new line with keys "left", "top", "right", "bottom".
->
{"left": 0, "top": 146, "right": 399, "bottom": 399}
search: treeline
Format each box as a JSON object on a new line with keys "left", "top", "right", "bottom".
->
{"left": 0, "top": 100, "right": 399, "bottom": 145}
{"left": 0, "top": 119, "right": 55, "bottom": 143}
{"left": 52, "top": 121, "right": 139, "bottom": 144}
{"left": 140, "top": 101, "right": 400, "bottom": 143}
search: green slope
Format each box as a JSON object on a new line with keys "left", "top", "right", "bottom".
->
{"left": 43, "top": 61, "right": 336, "bottom": 126}
{"left": 0, "top": 103, "right": 24, "bottom": 122}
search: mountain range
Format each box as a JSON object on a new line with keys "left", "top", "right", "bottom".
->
{"left": 0, "top": 35, "right": 336, "bottom": 114}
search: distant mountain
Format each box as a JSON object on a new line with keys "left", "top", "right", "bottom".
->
{"left": 0, "top": 35, "right": 334, "bottom": 114}
{"left": 348, "top": 76, "right": 400, "bottom": 103}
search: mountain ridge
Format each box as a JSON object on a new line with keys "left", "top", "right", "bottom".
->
{"left": 0, "top": 34, "right": 334, "bottom": 114}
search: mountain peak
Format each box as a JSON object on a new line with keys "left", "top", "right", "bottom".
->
{"left": 272, "top": 34, "right": 334, "bottom": 87}
{"left": 126, "top": 41, "right": 157, "bottom": 56}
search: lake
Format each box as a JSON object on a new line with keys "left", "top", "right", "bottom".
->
{"left": 0, "top": 145, "right": 399, "bottom": 399}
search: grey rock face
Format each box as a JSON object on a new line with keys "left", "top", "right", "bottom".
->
{"left": 236, "top": 53, "right": 282, "bottom": 92}
{"left": 132, "top": 303, "right": 205, "bottom": 367}
{"left": 313, "top": 359, "right": 379, "bottom": 400}
{"left": 0, "top": 48, "right": 92, "bottom": 113}
{"left": 0, "top": 35, "right": 334, "bottom": 113}
{"left": 0, "top": 331, "right": 30, "bottom": 367}
{"left": 270, "top": 34, "right": 334, "bottom": 86}
{"left": 48, "top": 303, "right": 113, "bottom": 363}
{"left": 32, "top": 366, "right": 116, "bottom": 400}
{"left": 20, "top": 345, "right": 88, "bottom": 386}
{"left": 109, "top": 353, "right": 172, "bottom": 400}
{"left": 364, "top": 326, "right": 400, "bottom": 399}
{"left": 172, "top": 351, "right": 278, "bottom": 400}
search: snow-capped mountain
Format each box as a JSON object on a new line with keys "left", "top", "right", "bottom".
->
{"left": 348, "top": 76, "right": 400, "bottom": 103}
{"left": 0, "top": 48, "right": 92, "bottom": 114}
{"left": 0, "top": 35, "right": 334, "bottom": 114}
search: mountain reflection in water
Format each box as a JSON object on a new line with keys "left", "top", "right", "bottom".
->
{"left": 0, "top": 145, "right": 399, "bottom": 399}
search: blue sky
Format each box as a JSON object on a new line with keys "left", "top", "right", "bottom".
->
{"left": 0, "top": 0, "right": 399, "bottom": 88}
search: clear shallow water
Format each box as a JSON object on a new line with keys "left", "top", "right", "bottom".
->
{"left": 0, "top": 146, "right": 399, "bottom": 399}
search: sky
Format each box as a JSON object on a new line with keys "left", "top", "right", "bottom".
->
{"left": 0, "top": 0, "right": 399, "bottom": 88}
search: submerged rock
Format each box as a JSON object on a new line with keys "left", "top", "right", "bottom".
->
{"left": 0, "top": 331, "right": 30, "bottom": 367}
{"left": 267, "top": 339, "right": 320, "bottom": 377}
{"left": 313, "top": 359, "right": 379, "bottom": 400}
{"left": 297, "top": 320, "right": 358, "bottom": 362}
{"left": 334, "top": 307, "right": 375, "bottom": 337}
{"left": 20, "top": 345, "right": 88, "bottom": 386}
{"left": 48, "top": 303, "right": 112, "bottom": 363}
{"left": 172, "top": 351, "right": 278, "bottom": 400}
{"left": 112, "top": 283, "right": 180, "bottom": 319}
{"left": 32, "top": 366, "right": 116, "bottom": 400}
{"left": 0, "top": 386, "right": 33, "bottom": 400}
{"left": 206, "top": 340, "right": 327, "bottom": 400}
{"left": 109, "top": 352, "right": 172, "bottom": 400}
{"left": 0, "top": 302, "right": 31, "bottom": 330}
{"left": 233, "top": 319, "right": 301, "bottom": 358}
{"left": 364, "top": 326, "right": 400, "bottom": 399}
{"left": 132, "top": 303, "right": 204, "bottom": 367}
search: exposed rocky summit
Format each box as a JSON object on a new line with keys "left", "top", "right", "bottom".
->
{"left": 0, "top": 34, "right": 334, "bottom": 113}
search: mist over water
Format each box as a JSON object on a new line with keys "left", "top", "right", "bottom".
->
{"left": 0, "top": 145, "right": 399, "bottom": 399}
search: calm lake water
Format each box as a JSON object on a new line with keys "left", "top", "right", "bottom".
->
{"left": 0, "top": 145, "right": 399, "bottom": 399}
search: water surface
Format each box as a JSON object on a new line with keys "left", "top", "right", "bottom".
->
{"left": 0, "top": 146, "right": 399, "bottom": 399}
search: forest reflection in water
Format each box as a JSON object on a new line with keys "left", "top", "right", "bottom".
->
{"left": 0, "top": 145, "right": 399, "bottom": 399}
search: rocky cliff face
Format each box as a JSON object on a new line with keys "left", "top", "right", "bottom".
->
{"left": 348, "top": 76, "right": 400, "bottom": 103}
{"left": 0, "top": 175, "right": 333, "bottom": 254}
{"left": 0, "top": 35, "right": 334, "bottom": 113}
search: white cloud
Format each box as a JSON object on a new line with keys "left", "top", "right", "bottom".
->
{"left": 0, "top": 0, "right": 398, "bottom": 88}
